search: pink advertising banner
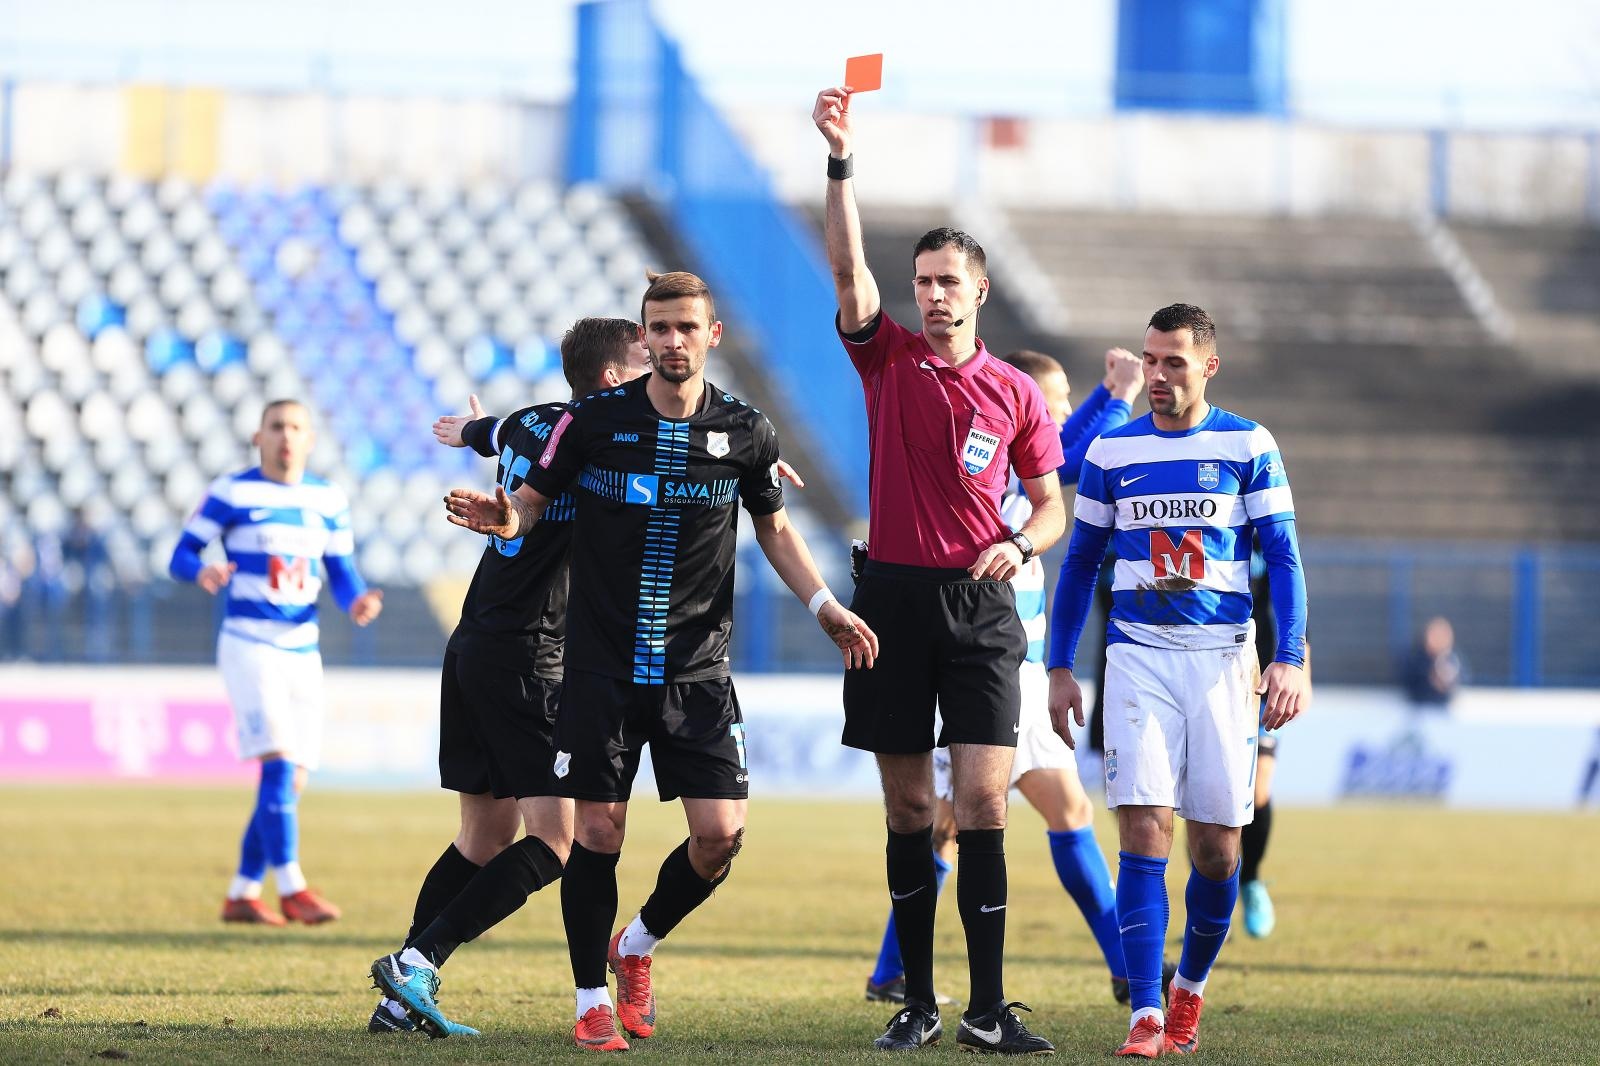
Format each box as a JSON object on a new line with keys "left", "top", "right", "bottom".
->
{"left": 0, "top": 691, "right": 252, "bottom": 780}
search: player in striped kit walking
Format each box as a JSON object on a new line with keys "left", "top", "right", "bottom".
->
{"left": 169, "top": 399, "right": 382, "bottom": 926}
{"left": 1047, "top": 304, "right": 1310, "bottom": 1057}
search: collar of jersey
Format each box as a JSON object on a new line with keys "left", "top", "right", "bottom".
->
{"left": 915, "top": 336, "right": 991, "bottom": 379}
{"left": 1147, "top": 404, "right": 1220, "bottom": 438}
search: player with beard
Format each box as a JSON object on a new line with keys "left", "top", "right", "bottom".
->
{"left": 442, "top": 270, "right": 879, "bottom": 1052}
{"left": 1047, "top": 303, "right": 1310, "bottom": 1058}
{"left": 368, "top": 318, "right": 649, "bottom": 1036}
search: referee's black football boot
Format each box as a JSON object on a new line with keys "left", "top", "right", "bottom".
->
{"left": 1111, "top": 960, "right": 1178, "bottom": 1007}
{"left": 873, "top": 1001, "right": 943, "bottom": 1051}
{"left": 955, "top": 1001, "right": 1055, "bottom": 1056}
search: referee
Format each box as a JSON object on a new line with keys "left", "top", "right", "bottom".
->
{"left": 815, "top": 86, "right": 1067, "bottom": 1055}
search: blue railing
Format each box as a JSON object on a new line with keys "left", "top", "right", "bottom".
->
{"left": 9, "top": 539, "right": 1596, "bottom": 685}
{"left": 566, "top": 0, "right": 869, "bottom": 517}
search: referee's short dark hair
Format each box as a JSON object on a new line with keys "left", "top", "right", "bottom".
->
{"left": 1000, "top": 350, "right": 1062, "bottom": 382}
{"left": 560, "top": 317, "right": 640, "bottom": 392}
{"left": 1148, "top": 303, "right": 1217, "bottom": 354}
{"left": 913, "top": 227, "right": 987, "bottom": 278}
{"left": 641, "top": 270, "right": 717, "bottom": 326}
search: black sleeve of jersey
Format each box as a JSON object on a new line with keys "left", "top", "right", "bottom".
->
{"left": 522, "top": 404, "right": 587, "bottom": 499}
{"left": 460, "top": 416, "right": 498, "bottom": 457}
{"left": 740, "top": 415, "right": 785, "bottom": 516}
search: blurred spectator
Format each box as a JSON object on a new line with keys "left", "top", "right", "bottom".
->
{"left": 28, "top": 529, "right": 69, "bottom": 661}
{"left": 1403, "top": 616, "right": 1464, "bottom": 710}
{"left": 0, "top": 530, "right": 29, "bottom": 659}
{"left": 64, "top": 508, "right": 113, "bottom": 661}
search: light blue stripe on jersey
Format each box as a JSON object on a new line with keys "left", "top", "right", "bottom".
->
{"left": 1076, "top": 408, "right": 1293, "bottom": 652}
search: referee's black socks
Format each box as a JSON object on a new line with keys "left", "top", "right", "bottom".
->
{"left": 409, "top": 836, "right": 563, "bottom": 967}
{"left": 563, "top": 841, "right": 621, "bottom": 989}
{"left": 886, "top": 824, "right": 940, "bottom": 1009}
{"left": 956, "top": 827, "right": 1007, "bottom": 1014}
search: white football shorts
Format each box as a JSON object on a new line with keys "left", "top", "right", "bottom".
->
{"left": 1101, "top": 631, "right": 1259, "bottom": 827}
{"left": 217, "top": 630, "right": 326, "bottom": 770}
{"left": 934, "top": 660, "right": 1077, "bottom": 801}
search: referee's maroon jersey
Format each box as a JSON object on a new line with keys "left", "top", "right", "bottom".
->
{"left": 842, "top": 311, "right": 1064, "bottom": 569}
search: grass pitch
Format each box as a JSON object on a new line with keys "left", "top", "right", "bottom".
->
{"left": 1, "top": 786, "right": 1595, "bottom": 1064}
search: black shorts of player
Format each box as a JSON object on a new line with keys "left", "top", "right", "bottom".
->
{"left": 842, "top": 560, "right": 1025, "bottom": 754}
{"left": 550, "top": 670, "right": 749, "bottom": 803}
{"left": 438, "top": 649, "right": 561, "bottom": 799}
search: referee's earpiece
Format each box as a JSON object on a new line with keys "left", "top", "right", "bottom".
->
{"left": 952, "top": 283, "right": 987, "bottom": 328}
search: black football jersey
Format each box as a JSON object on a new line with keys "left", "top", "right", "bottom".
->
{"left": 446, "top": 403, "right": 576, "bottom": 678}
{"left": 522, "top": 377, "right": 785, "bottom": 685}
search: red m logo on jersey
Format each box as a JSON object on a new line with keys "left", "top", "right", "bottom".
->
{"left": 268, "top": 556, "right": 310, "bottom": 592}
{"left": 1149, "top": 529, "right": 1206, "bottom": 581}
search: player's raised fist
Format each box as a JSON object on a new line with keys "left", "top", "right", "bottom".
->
{"left": 445, "top": 484, "right": 517, "bottom": 539}
{"left": 1104, "top": 347, "right": 1142, "bottom": 401}
{"left": 813, "top": 87, "right": 854, "bottom": 159}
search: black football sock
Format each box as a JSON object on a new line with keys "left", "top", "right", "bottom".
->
{"left": 403, "top": 843, "right": 481, "bottom": 948}
{"left": 408, "top": 836, "right": 564, "bottom": 967}
{"left": 636, "top": 838, "right": 730, "bottom": 939}
{"left": 1241, "top": 800, "right": 1272, "bottom": 883}
{"left": 562, "top": 841, "right": 621, "bottom": 989}
{"left": 956, "top": 828, "right": 1007, "bottom": 1015}
{"left": 886, "top": 824, "right": 939, "bottom": 1009}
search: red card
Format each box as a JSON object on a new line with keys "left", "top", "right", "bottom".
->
{"left": 845, "top": 53, "right": 883, "bottom": 93}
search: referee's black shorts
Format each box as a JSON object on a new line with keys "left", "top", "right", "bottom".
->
{"left": 842, "top": 561, "right": 1025, "bottom": 754}
{"left": 438, "top": 649, "right": 561, "bottom": 799}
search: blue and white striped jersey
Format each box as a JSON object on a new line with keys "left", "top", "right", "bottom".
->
{"left": 169, "top": 468, "right": 366, "bottom": 653}
{"left": 1072, "top": 407, "right": 1293, "bottom": 653}
{"left": 1000, "top": 489, "right": 1046, "bottom": 664}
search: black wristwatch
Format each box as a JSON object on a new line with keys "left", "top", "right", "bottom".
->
{"left": 1006, "top": 531, "right": 1035, "bottom": 564}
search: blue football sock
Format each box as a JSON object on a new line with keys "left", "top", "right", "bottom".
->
{"left": 870, "top": 850, "right": 951, "bottom": 985}
{"left": 1048, "top": 827, "right": 1124, "bottom": 978}
{"left": 1116, "top": 852, "right": 1170, "bottom": 1013}
{"left": 1177, "top": 862, "right": 1240, "bottom": 988}
{"left": 236, "top": 812, "right": 267, "bottom": 882}
{"left": 255, "top": 758, "right": 299, "bottom": 868}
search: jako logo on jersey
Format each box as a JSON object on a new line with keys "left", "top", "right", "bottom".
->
{"left": 1150, "top": 529, "right": 1207, "bottom": 580}
{"left": 625, "top": 474, "right": 659, "bottom": 505}
{"left": 962, "top": 427, "right": 1002, "bottom": 475}
{"left": 705, "top": 430, "right": 730, "bottom": 458}
{"left": 613, "top": 432, "right": 640, "bottom": 443}
{"left": 1131, "top": 498, "right": 1217, "bottom": 522}
{"left": 1198, "top": 462, "right": 1220, "bottom": 490}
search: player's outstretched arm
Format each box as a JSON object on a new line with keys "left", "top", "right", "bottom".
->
{"left": 814, "top": 86, "right": 881, "bottom": 333}
{"left": 1047, "top": 668, "right": 1087, "bottom": 750}
{"left": 432, "top": 394, "right": 490, "bottom": 451}
{"left": 444, "top": 482, "right": 549, "bottom": 540}
{"left": 750, "top": 508, "right": 878, "bottom": 669}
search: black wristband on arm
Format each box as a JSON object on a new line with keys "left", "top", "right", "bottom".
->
{"left": 459, "top": 416, "right": 498, "bottom": 458}
{"left": 827, "top": 154, "right": 854, "bottom": 180}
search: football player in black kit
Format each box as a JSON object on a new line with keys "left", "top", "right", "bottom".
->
{"left": 445, "top": 271, "right": 879, "bottom": 1052}
{"left": 369, "top": 318, "right": 650, "bottom": 1038}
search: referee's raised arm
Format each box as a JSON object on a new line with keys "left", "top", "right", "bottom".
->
{"left": 814, "top": 86, "right": 880, "bottom": 333}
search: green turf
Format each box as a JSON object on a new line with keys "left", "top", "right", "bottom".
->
{"left": 1, "top": 786, "right": 1595, "bottom": 1064}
